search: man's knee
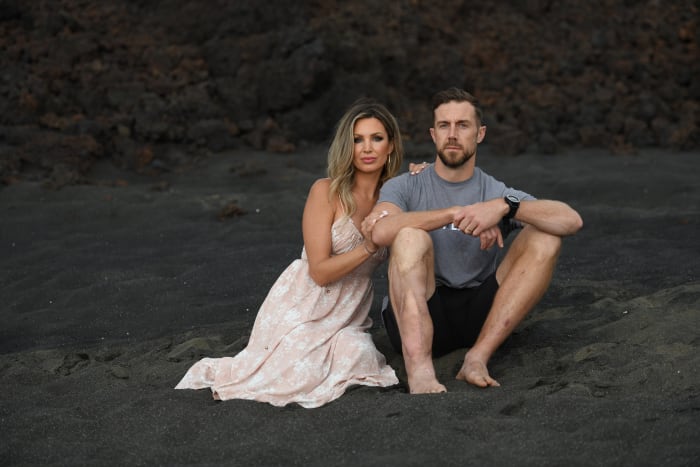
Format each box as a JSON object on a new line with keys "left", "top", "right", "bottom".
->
{"left": 389, "top": 227, "right": 433, "bottom": 274}
{"left": 522, "top": 227, "right": 562, "bottom": 262}
{"left": 392, "top": 227, "right": 432, "bottom": 257}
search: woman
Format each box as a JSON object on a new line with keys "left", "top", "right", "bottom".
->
{"left": 175, "top": 99, "right": 404, "bottom": 408}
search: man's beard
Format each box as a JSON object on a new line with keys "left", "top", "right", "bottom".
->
{"left": 437, "top": 146, "right": 474, "bottom": 168}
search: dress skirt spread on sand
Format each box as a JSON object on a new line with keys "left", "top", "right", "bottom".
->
{"left": 175, "top": 216, "right": 398, "bottom": 408}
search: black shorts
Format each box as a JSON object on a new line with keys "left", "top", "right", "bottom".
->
{"left": 381, "top": 273, "right": 499, "bottom": 357}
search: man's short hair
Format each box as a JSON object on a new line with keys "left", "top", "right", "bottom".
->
{"left": 431, "top": 87, "right": 484, "bottom": 126}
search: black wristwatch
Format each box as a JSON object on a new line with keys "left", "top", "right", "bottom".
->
{"left": 504, "top": 194, "right": 520, "bottom": 220}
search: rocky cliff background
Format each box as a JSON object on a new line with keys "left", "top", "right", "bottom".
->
{"left": 1, "top": 0, "right": 697, "bottom": 188}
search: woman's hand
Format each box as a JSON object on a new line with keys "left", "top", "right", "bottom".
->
{"left": 409, "top": 161, "right": 431, "bottom": 175}
{"left": 360, "top": 210, "right": 389, "bottom": 253}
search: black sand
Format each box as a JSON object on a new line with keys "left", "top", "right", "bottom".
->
{"left": 1, "top": 146, "right": 699, "bottom": 466}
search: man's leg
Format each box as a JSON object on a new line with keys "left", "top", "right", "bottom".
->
{"left": 457, "top": 225, "right": 562, "bottom": 387}
{"left": 388, "top": 227, "right": 445, "bottom": 394}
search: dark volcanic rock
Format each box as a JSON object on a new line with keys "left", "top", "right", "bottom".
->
{"left": 0, "top": 0, "right": 697, "bottom": 186}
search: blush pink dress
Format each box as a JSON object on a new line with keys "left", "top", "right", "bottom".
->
{"left": 175, "top": 216, "right": 398, "bottom": 408}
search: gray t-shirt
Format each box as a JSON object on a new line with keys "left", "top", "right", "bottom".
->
{"left": 378, "top": 165, "right": 535, "bottom": 289}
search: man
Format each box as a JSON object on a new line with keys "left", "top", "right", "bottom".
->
{"left": 364, "top": 88, "right": 583, "bottom": 394}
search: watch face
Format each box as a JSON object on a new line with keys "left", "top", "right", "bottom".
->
{"left": 507, "top": 194, "right": 519, "bottom": 203}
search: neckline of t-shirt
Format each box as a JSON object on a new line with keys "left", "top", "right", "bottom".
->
{"left": 429, "top": 165, "right": 479, "bottom": 187}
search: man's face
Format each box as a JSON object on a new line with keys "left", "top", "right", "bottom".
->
{"left": 430, "top": 101, "right": 485, "bottom": 168}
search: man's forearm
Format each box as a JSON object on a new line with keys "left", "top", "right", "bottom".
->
{"left": 516, "top": 200, "right": 583, "bottom": 236}
{"left": 372, "top": 208, "right": 457, "bottom": 246}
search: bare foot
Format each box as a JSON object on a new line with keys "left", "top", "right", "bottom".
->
{"left": 406, "top": 362, "right": 447, "bottom": 394}
{"left": 456, "top": 358, "right": 500, "bottom": 388}
{"left": 408, "top": 377, "right": 447, "bottom": 394}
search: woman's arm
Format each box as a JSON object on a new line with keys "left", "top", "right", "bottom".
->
{"left": 302, "top": 179, "right": 378, "bottom": 287}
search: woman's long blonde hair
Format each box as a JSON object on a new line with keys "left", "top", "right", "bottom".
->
{"left": 327, "top": 99, "right": 404, "bottom": 216}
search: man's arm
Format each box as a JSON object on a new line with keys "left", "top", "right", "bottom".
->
{"left": 367, "top": 201, "right": 459, "bottom": 247}
{"left": 514, "top": 199, "right": 583, "bottom": 236}
{"left": 452, "top": 198, "right": 582, "bottom": 238}
{"left": 368, "top": 197, "right": 582, "bottom": 248}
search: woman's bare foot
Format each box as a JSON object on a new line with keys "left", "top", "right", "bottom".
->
{"left": 456, "top": 357, "right": 500, "bottom": 388}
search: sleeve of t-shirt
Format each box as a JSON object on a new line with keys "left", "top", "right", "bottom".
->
{"left": 481, "top": 171, "right": 536, "bottom": 234}
{"left": 378, "top": 173, "right": 412, "bottom": 211}
{"left": 505, "top": 187, "right": 536, "bottom": 201}
{"left": 481, "top": 170, "right": 536, "bottom": 202}
{"left": 503, "top": 187, "right": 536, "bottom": 233}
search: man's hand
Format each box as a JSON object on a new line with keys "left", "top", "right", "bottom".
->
{"left": 476, "top": 225, "right": 504, "bottom": 250}
{"left": 453, "top": 199, "right": 507, "bottom": 236}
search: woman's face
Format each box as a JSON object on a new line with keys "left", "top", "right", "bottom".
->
{"left": 352, "top": 117, "right": 393, "bottom": 174}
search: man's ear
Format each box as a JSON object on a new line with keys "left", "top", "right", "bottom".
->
{"left": 477, "top": 125, "right": 486, "bottom": 143}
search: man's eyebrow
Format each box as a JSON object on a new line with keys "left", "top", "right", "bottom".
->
{"left": 435, "top": 119, "right": 471, "bottom": 125}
